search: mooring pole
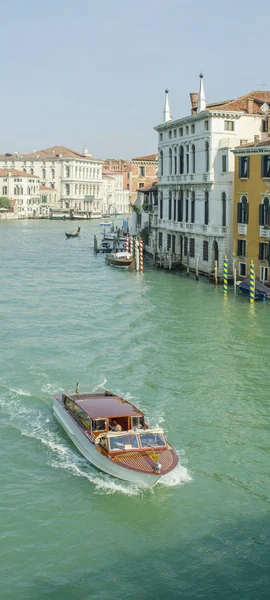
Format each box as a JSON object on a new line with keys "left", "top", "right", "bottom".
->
{"left": 214, "top": 260, "right": 218, "bottom": 285}
{"left": 186, "top": 251, "right": 190, "bottom": 276}
{"left": 139, "top": 238, "right": 143, "bottom": 272}
{"left": 196, "top": 256, "right": 199, "bottom": 281}
{"left": 94, "top": 235, "right": 98, "bottom": 253}
{"left": 223, "top": 255, "right": 228, "bottom": 294}
{"left": 249, "top": 260, "right": 255, "bottom": 303}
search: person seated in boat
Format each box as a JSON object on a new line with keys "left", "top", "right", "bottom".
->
{"left": 109, "top": 419, "right": 122, "bottom": 432}
{"left": 77, "top": 226, "right": 80, "bottom": 233}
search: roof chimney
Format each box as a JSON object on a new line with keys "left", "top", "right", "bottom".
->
{"left": 247, "top": 98, "right": 254, "bottom": 114}
{"left": 254, "top": 135, "right": 259, "bottom": 144}
{"left": 190, "top": 93, "right": 199, "bottom": 115}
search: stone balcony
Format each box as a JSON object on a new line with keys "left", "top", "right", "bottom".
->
{"left": 154, "top": 218, "right": 227, "bottom": 237}
{"left": 259, "top": 226, "right": 270, "bottom": 239}
{"left": 158, "top": 173, "right": 214, "bottom": 185}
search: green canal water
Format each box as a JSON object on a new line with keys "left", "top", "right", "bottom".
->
{"left": 0, "top": 220, "right": 269, "bottom": 600}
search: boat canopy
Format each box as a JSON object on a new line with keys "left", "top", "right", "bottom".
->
{"left": 67, "top": 393, "right": 144, "bottom": 419}
{"left": 238, "top": 278, "right": 270, "bottom": 296}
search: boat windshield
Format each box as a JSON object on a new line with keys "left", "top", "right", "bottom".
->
{"left": 139, "top": 432, "right": 166, "bottom": 448}
{"left": 109, "top": 434, "right": 139, "bottom": 452}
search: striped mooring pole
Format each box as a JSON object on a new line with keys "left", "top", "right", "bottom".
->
{"left": 249, "top": 260, "right": 255, "bottom": 303}
{"left": 223, "top": 255, "right": 228, "bottom": 294}
{"left": 139, "top": 238, "right": 143, "bottom": 272}
{"left": 129, "top": 235, "right": 133, "bottom": 257}
{"left": 125, "top": 234, "right": 129, "bottom": 253}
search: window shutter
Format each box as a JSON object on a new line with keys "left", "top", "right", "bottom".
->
{"left": 245, "top": 203, "right": 249, "bottom": 224}
{"left": 237, "top": 202, "right": 242, "bottom": 223}
{"left": 261, "top": 156, "right": 265, "bottom": 178}
{"left": 258, "top": 243, "right": 263, "bottom": 260}
{"left": 238, "top": 158, "right": 241, "bottom": 178}
{"left": 259, "top": 204, "right": 264, "bottom": 226}
{"left": 246, "top": 157, "right": 249, "bottom": 178}
{"left": 237, "top": 240, "right": 241, "bottom": 257}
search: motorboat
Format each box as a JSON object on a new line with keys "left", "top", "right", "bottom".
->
{"left": 105, "top": 251, "right": 133, "bottom": 267}
{"left": 72, "top": 212, "right": 90, "bottom": 220}
{"left": 236, "top": 278, "right": 270, "bottom": 300}
{"left": 65, "top": 226, "right": 81, "bottom": 238}
{"left": 100, "top": 222, "right": 112, "bottom": 227}
{"left": 91, "top": 212, "right": 102, "bottom": 219}
{"left": 53, "top": 389, "right": 179, "bottom": 487}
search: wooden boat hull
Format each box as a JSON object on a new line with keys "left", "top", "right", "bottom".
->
{"left": 53, "top": 399, "right": 161, "bottom": 487}
{"left": 106, "top": 254, "right": 133, "bottom": 267}
{"left": 65, "top": 232, "right": 80, "bottom": 238}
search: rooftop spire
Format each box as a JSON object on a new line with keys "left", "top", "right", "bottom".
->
{"left": 198, "top": 73, "right": 206, "bottom": 112}
{"left": 163, "top": 89, "right": 172, "bottom": 123}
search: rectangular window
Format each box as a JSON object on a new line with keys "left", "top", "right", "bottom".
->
{"left": 224, "top": 120, "right": 235, "bottom": 131}
{"left": 158, "top": 232, "right": 163, "bottom": 248}
{"left": 139, "top": 166, "right": 145, "bottom": 176}
{"left": 184, "top": 237, "right": 188, "bottom": 256}
{"left": 237, "top": 199, "right": 249, "bottom": 224}
{"left": 239, "top": 262, "right": 246, "bottom": 277}
{"left": 237, "top": 239, "right": 246, "bottom": 257}
{"left": 178, "top": 194, "right": 183, "bottom": 222}
{"left": 167, "top": 234, "right": 171, "bottom": 251}
{"left": 260, "top": 266, "right": 269, "bottom": 282}
{"left": 258, "top": 242, "right": 269, "bottom": 260}
{"left": 262, "top": 120, "right": 268, "bottom": 133}
{"left": 173, "top": 129, "right": 177, "bottom": 138}
{"left": 179, "top": 127, "right": 183, "bottom": 137}
{"left": 172, "top": 235, "right": 176, "bottom": 254}
{"left": 261, "top": 155, "right": 270, "bottom": 178}
{"left": 185, "top": 196, "right": 189, "bottom": 223}
{"left": 186, "top": 126, "right": 189, "bottom": 135}
{"left": 222, "top": 155, "right": 227, "bottom": 173}
{"left": 189, "top": 238, "right": 195, "bottom": 258}
{"left": 204, "top": 120, "right": 209, "bottom": 130}
{"left": 159, "top": 196, "right": 163, "bottom": 219}
{"left": 203, "top": 240, "right": 208, "bottom": 261}
{"left": 239, "top": 156, "right": 249, "bottom": 178}
{"left": 191, "top": 124, "right": 195, "bottom": 134}
{"left": 168, "top": 196, "right": 172, "bottom": 220}
{"left": 159, "top": 133, "right": 163, "bottom": 141}
{"left": 139, "top": 182, "right": 144, "bottom": 188}
{"left": 127, "top": 183, "right": 129, "bottom": 189}
{"left": 173, "top": 197, "right": 176, "bottom": 221}
{"left": 169, "top": 131, "right": 172, "bottom": 139}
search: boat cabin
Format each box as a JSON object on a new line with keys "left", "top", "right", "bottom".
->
{"left": 62, "top": 391, "right": 146, "bottom": 436}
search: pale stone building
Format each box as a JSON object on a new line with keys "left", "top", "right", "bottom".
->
{"left": 102, "top": 173, "right": 130, "bottom": 215}
{"left": 0, "top": 144, "right": 103, "bottom": 215}
{"left": 0, "top": 168, "right": 44, "bottom": 218}
{"left": 152, "top": 78, "right": 270, "bottom": 275}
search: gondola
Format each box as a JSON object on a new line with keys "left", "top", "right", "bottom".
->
{"left": 65, "top": 227, "right": 81, "bottom": 239}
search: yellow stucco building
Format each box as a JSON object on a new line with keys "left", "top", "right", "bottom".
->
{"left": 233, "top": 135, "right": 270, "bottom": 283}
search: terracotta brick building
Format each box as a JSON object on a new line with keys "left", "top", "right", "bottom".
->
{"left": 103, "top": 159, "right": 132, "bottom": 191}
{"left": 130, "top": 154, "right": 158, "bottom": 204}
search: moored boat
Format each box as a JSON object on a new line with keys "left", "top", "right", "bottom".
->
{"left": 100, "top": 221, "right": 112, "bottom": 227}
{"left": 53, "top": 389, "right": 178, "bottom": 487}
{"left": 236, "top": 278, "right": 270, "bottom": 300}
{"left": 105, "top": 251, "right": 133, "bottom": 267}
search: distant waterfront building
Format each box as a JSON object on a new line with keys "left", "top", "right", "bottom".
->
{"left": 0, "top": 168, "right": 47, "bottom": 218}
{"left": 152, "top": 79, "right": 270, "bottom": 275}
{"left": 130, "top": 154, "right": 158, "bottom": 205}
{"left": 232, "top": 134, "right": 270, "bottom": 283}
{"left": 102, "top": 173, "right": 130, "bottom": 215}
{"left": 103, "top": 159, "right": 131, "bottom": 192}
{"left": 131, "top": 181, "right": 158, "bottom": 252}
{"left": 0, "top": 144, "right": 104, "bottom": 215}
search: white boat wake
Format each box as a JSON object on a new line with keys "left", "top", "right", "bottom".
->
{"left": 0, "top": 382, "right": 192, "bottom": 495}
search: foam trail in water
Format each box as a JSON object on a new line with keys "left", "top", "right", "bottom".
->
{"left": 93, "top": 377, "right": 107, "bottom": 392}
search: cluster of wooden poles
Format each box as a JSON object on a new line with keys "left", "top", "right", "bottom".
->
{"left": 223, "top": 256, "right": 255, "bottom": 302}
{"left": 126, "top": 235, "right": 143, "bottom": 272}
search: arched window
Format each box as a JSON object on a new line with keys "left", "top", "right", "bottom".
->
{"left": 237, "top": 195, "right": 248, "bottom": 224}
{"left": 159, "top": 191, "right": 163, "bottom": 219}
{"left": 222, "top": 192, "right": 226, "bottom": 226}
{"left": 168, "top": 191, "right": 172, "bottom": 220}
{"left": 51, "top": 168, "right": 55, "bottom": 179}
{"left": 192, "top": 145, "right": 195, "bottom": 174}
{"left": 75, "top": 167, "right": 78, "bottom": 177}
{"left": 177, "top": 189, "right": 183, "bottom": 222}
{"left": 66, "top": 166, "right": 70, "bottom": 178}
{"left": 259, "top": 196, "right": 270, "bottom": 226}
{"left": 65, "top": 184, "right": 70, "bottom": 196}
{"left": 185, "top": 190, "right": 189, "bottom": 223}
{"left": 191, "top": 191, "right": 195, "bottom": 223}
{"left": 169, "top": 148, "right": 172, "bottom": 174}
{"left": 160, "top": 150, "right": 163, "bottom": 176}
{"left": 173, "top": 193, "right": 177, "bottom": 221}
{"left": 174, "top": 147, "right": 177, "bottom": 174}
{"left": 179, "top": 146, "right": 184, "bottom": 174}
{"left": 205, "top": 142, "right": 209, "bottom": 172}
{"left": 42, "top": 168, "right": 46, "bottom": 179}
{"left": 30, "top": 168, "right": 34, "bottom": 175}
{"left": 186, "top": 145, "right": 189, "bottom": 174}
{"left": 204, "top": 191, "right": 209, "bottom": 225}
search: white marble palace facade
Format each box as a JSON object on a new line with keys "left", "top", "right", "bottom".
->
{"left": 0, "top": 144, "right": 104, "bottom": 214}
{"left": 153, "top": 77, "right": 267, "bottom": 275}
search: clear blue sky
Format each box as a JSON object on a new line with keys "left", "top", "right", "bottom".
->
{"left": 0, "top": 0, "right": 269, "bottom": 160}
